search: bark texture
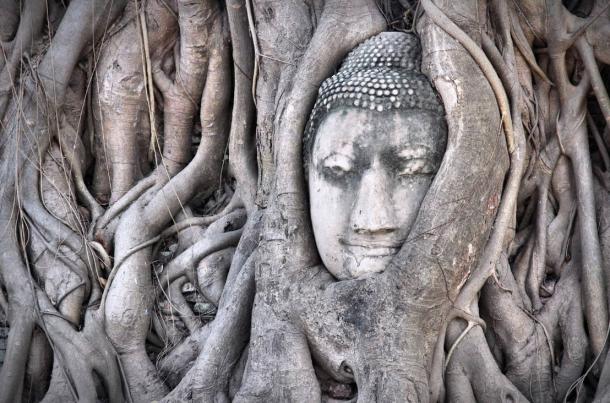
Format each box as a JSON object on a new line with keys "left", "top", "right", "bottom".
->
{"left": 0, "top": 0, "right": 610, "bottom": 402}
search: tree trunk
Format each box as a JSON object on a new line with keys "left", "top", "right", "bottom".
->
{"left": 0, "top": 0, "right": 609, "bottom": 402}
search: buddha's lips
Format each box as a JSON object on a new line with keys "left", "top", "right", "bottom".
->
{"left": 349, "top": 246, "right": 399, "bottom": 258}
{"left": 340, "top": 238, "right": 404, "bottom": 257}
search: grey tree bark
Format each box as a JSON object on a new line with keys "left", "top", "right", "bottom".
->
{"left": 0, "top": 0, "right": 609, "bottom": 402}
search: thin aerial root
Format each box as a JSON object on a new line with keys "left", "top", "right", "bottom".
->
{"left": 160, "top": 206, "right": 245, "bottom": 240}
{"left": 444, "top": 321, "right": 477, "bottom": 371}
{"left": 94, "top": 174, "right": 158, "bottom": 234}
{"left": 508, "top": 10, "right": 551, "bottom": 85}
{"left": 565, "top": 325, "right": 610, "bottom": 401}
{"left": 89, "top": 240, "right": 111, "bottom": 271}
{"left": 136, "top": 5, "right": 159, "bottom": 162}
{"left": 519, "top": 306, "right": 556, "bottom": 371}
{"left": 245, "top": 0, "right": 259, "bottom": 106}
{"left": 492, "top": 270, "right": 513, "bottom": 293}
{"left": 587, "top": 113, "right": 610, "bottom": 170}
{"left": 56, "top": 129, "right": 104, "bottom": 222}
{"left": 429, "top": 307, "right": 487, "bottom": 402}
{"left": 577, "top": 38, "right": 610, "bottom": 132}
{"left": 99, "top": 235, "right": 161, "bottom": 309}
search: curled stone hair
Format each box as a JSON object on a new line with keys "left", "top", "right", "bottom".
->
{"left": 303, "top": 31, "right": 445, "bottom": 168}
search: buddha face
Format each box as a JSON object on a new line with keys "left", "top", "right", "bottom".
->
{"left": 308, "top": 107, "right": 446, "bottom": 280}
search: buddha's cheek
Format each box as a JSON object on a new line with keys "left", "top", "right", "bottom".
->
{"left": 309, "top": 172, "right": 353, "bottom": 280}
{"left": 392, "top": 178, "right": 433, "bottom": 238}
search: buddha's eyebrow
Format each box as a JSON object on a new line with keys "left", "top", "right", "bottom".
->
{"left": 395, "top": 146, "right": 433, "bottom": 160}
{"left": 317, "top": 150, "right": 356, "bottom": 164}
{"left": 381, "top": 146, "right": 434, "bottom": 170}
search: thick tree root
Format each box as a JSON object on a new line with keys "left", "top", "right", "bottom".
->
{"left": 1, "top": 0, "right": 610, "bottom": 401}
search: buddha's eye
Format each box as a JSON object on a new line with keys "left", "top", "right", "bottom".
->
{"left": 320, "top": 154, "right": 354, "bottom": 179}
{"left": 397, "top": 158, "right": 436, "bottom": 177}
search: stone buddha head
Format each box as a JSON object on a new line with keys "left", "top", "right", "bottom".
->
{"left": 305, "top": 32, "right": 447, "bottom": 280}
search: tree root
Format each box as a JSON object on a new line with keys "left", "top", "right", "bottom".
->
{"left": 0, "top": 309, "right": 35, "bottom": 402}
{"left": 157, "top": 324, "right": 211, "bottom": 388}
{"left": 159, "top": 197, "right": 244, "bottom": 244}
{"left": 1, "top": 0, "right": 610, "bottom": 401}
{"left": 578, "top": 37, "right": 610, "bottom": 137}
{"left": 445, "top": 325, "right": 528, "bottom": 402}
{"left": 164, "top": 250, "right": 257, "bottom": 401}
{"left": 421, "top": 0, "right": 515, "bottom": 153}
{"left": 0, "top": 0, "right": 46, "bottom": 120}
{"left": 36, "top": 294, "right": 128, "bottom": 403}
{"left": 166, "top": 276, "right": 200, "bottom": 334}
{"left": 24, "top": 329, "right": 53, "bottom": 401}
{"left": 197, "top": 247, "right": 236, "bottom": 306}
{"left": 226, "top": 0, "right": 258, "bottom": 213}
{"left": 551, "top": 46, "right": 608, "bottom": 355}
{"left": 157, "top": 0, "right": 220, "bottom": 176}
{"left": 429, "top": 306, "right": 487, "bottom": 402}
{"left": 421, "top": 4, "right": 525, "bottom": 401}
{"left": 93, "top": 173, "right": 159, "bottom": 243}
{"left": 57, "top": 121, "right": 104, "bottom": 223}
{"left": 158, "top": 228, "right": 243, "bottom": 292}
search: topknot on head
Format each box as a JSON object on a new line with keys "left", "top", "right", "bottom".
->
{"left": 304, "top": 32, "right": 445, "bottom": 169}
{"left": 314, "top": 32, "right": 439, "bottom": 113}
{"left": 340, "top": 32, "right": 421, "bottom": 74}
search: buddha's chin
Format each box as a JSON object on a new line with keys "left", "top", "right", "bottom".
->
{"left": 344, "top": 252, "right": 395, "bottom": 279}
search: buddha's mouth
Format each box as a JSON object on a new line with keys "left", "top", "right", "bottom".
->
{"left": 340, "top": 238, "right": 404, "bottom": 258}
{"left": 348, "top": 245, "right": 399, "bottom": 258}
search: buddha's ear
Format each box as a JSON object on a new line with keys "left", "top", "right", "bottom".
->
{"left": 387, "top": 8, "right": 509, "bottom": 300}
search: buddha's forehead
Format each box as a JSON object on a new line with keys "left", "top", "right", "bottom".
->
{"left": 313, "top": 107, "right": 446, "bottom": 158}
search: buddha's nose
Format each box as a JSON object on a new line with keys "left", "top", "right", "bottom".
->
{"left": 350, "top": 167, "right": 398, "bottom": 235}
